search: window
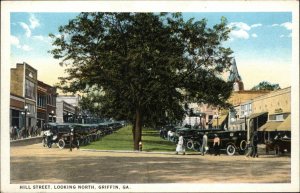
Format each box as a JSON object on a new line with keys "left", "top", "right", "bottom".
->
{"left": 25, "top": 103, "right": 35, "bottom": 115}
{"left": 276, "top": 114, "right": 284, "bottom": 121}
{"left": 37, "top": 94, "right": 46, "bottom": 108}
{"left": 25, "top": 79, "right": 36, "bottom": 100}
{"left": 241, "top": 105, "right": 245, "bottom": 110}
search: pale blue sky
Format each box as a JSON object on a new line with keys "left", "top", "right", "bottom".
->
{"left": 10, "top": 12, "right": 292, "bottom": 89}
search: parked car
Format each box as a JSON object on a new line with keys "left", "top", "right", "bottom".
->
{"left": 206, "top": 130, "right": 248, "bottom": 156}
{"left": 42, "top": 123, "right": 77, "bottom": 149}
{"left": 265, "top": 136, "right": 291, "bottom": 156}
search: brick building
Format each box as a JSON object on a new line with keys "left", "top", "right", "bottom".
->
{"left": 37, "top": 80, "right": 57, "bottom": 128}
{"left": 10, "top": 62, "right": 38, "bottom": 129}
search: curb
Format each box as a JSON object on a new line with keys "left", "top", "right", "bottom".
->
{"left": 80, "top": 149, "right": 180, "bottom": 155}
{"left": 10, "top": 137, "right": 43, "bottom": 147}
{"left": 79, "top": 149, "right": 205, "bottom": 156}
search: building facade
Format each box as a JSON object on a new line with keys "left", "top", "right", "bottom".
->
{"left": 252, "top": 87, "right": 291, "bottom": 133}
{"left": 10, "top": 62, "right": 38, "bottom": 130}
{"left": 37, "top": 80, "right": 57, "bottom": 128}
{"left": 56, "top": 100, "right": 76, "bottom": 123}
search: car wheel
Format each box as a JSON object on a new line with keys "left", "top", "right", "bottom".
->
{"left": 226, "top": 144, "right": 236, "bottom": 156}
{"left": 193, "top": 141, "right": 201, "bottom": 152}
{"left": 186, "top": 140, "right": 194, "bottom": 149}
{"left": 58, "top": 139, "right": 65, "bottom": 149}
{"left": 239, "top": 140, "right": 247, "bottom": 151}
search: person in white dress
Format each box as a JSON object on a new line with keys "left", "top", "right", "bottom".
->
{"left": 176, "top": 133, "right": 185, "bottom": 155}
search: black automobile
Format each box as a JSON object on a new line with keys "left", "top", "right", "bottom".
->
{"left": 42, "top": 123, "right": 77, "bottom": 149}
{"left": 72, "top": 124, "right": 93, "bottom": 146}
{"left": 206, "top": 130, "right": 248, "bottom": 156}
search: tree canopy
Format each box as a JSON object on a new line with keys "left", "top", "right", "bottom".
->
{"left": 251, "top": 81, "right": 281, "bottom": 91}
{"left": 49, "top": 12, "right": 234, "bottom": 150}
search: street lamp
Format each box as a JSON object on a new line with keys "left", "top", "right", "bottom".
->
{"left": 50, "top": 110, "right": 54, "bottom": 122}
{"left": 244, "top": 112, "right": 248, "bottom": 131}
{"left": 21, "top": 105, "right": 29, "bottom": 137}
{"left": 68, "top": 113, "right": 72, "bottom": 123}
{"left": 78, "top": 113, "right": 82, "bottom": 123}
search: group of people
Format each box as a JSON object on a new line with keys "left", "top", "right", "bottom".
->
{"left": 175, "top": 132, "right": 221, "bottom": 156}
{"left": 10, "top": 125, "right": 41, "bottom": 140}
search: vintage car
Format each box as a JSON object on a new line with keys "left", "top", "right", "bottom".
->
{"left": 265, "top": 136, "right": 291, "bottom": 156}
{"left": 42, "top": 123, "right": 78, "bottom": 149}
{"left": 205, "top": 130, "right": 248, "bottom": 156}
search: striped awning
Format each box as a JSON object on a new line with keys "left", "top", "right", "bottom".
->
{"left": 277, "top": 115, "right": 291, "bottom": 131}
{"left": 212, "top": 114, "right": 228, "bottom": 127}
{"left": 258, "top": 115, "right": 291, "bottom": 131}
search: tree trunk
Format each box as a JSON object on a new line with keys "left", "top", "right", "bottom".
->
{"left": 133, "top": 108, "right": 142, "bottom": 150}
{"left": 132, "top": 120, "right": 135, "bottom": 144}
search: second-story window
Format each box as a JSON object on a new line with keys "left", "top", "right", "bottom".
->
{"left": 25, "top": 79, "right": 36, "bottom": 100}
{"left": 37, "top": 94, "right": 46, "bottom": 108}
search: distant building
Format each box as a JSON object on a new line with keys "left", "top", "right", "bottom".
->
{"left": 10, "top": 62, "right": 37, "bottom": 129}
{"left": 56, "top": 95, "right": 81, "bottom": 123}
{"left": 56, "top": 100, "right": 76, "bottom": 123}
{"left": 56, "top": 95, "right": 81, "bottom": 107}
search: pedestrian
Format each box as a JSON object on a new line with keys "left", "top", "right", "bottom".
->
{"left": 12, "top": 126, "right": 17, "bottom": 140}
{"left": 175, "top": 132, "right": 185, "bottom": 155}
{"left": 251, "top": 131, "right": 259, "bottom": 158}
{"left": 201, "top": 132, "right": 208, "bottom": 156}
{"left": 213, "top": 134, "right": 220, "bottom": 156}
{"left": 167, "top": 130, "right": 171, "bottom": 141}
{"left": 10, "top": 126, "right": 13, "bottom": 140}
{"left": 69, "top": 127, "right": 74, "bottom": 152}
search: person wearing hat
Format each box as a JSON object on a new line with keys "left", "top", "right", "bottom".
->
{"left": 213, "top": 134, "right": 220, "bottom": 156}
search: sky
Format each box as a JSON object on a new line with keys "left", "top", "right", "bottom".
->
{"left": 10, "top": 12, "right": 292, "bottom": 90}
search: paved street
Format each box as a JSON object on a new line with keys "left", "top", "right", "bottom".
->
{"left": 10, "top": 143, "right": 291, "bottom": 184}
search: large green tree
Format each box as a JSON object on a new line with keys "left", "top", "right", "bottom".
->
{"left": 49, "top": 12, "right": 233, "bottom": 150}
{"left": 251, "top": 81, "right": 281, "bottom": 91}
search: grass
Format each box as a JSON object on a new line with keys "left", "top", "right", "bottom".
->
{"left": 83, "top": 125, "right": 177, "bottom": 152}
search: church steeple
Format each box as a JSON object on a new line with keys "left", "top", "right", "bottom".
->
{"left": 228, "top": 58, "right": 244, "bottom": 91}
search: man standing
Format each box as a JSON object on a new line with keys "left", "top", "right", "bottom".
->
{"left": 252, "top": 131, "right": 259, "bottom": 157}
{"left": 201, "top": 133, "right": 208, "bottom": 156}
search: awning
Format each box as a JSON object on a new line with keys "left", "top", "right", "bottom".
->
{"left": 258, "top": 121, "right": 282, "bottom": 131}
{"left": 258, "top": 116, "right": 291, "bottom": 131}
{"left": 212, "top": 114, "right": 228, "bottom": 127}
{"left": 249, "top": 112, "right": 268, "bottom": 120}
{"left": 277, "top": 115, "right": 291, "bottom": 131}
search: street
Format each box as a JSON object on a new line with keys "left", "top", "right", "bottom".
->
{"left": 10, "top": 143, "right": 290, "bottom": 184}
